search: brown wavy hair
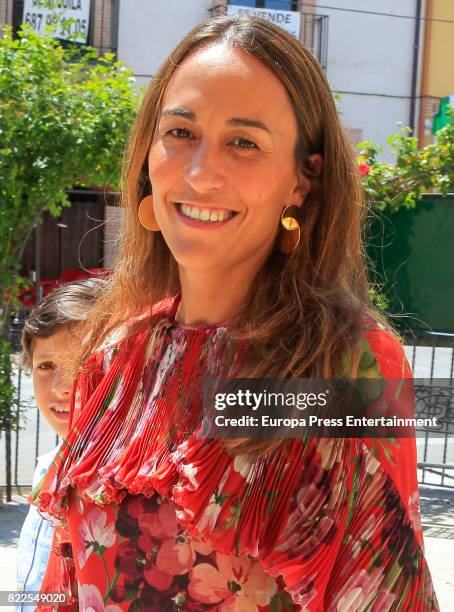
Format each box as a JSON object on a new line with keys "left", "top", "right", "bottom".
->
{"left": 21, "top": 279, "right": 106, "bottom": 371}
{"left": 77, "top": 15, "right": 392, "bottom": 455}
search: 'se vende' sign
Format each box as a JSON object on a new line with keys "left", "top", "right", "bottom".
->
{"left": 227, "top": 5, "right": 301, "bottom": 39}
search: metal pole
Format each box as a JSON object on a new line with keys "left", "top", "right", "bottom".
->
{"left": 35, "top": 408, "right": 40, "bottom": 463}
{"left": 35, "top": 224, "right": 42, "bottom": 303}
{"left": 14, "top": 367, "right": 21, "bottom": 492}
{"left": 4, "top": 353, "right": 12, "bottom": 502}
{"left": 5, "top": 417, "right": 11, "bottom": 501}
{"left": 409, "top": 0, "right": 423, "bottom": 133}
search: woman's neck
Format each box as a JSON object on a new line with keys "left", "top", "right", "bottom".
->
{"left": 177, "top": 262, "right": 262, "bottom": 327}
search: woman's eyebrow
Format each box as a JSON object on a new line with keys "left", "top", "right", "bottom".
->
{"left": 227, "top": 118, "right": 272, "bottom": 133}
{"left": 160, "top": 108, "right": 271, "bottom": 133}
{"left": 161, "top": 107, "right": 195, "bottom": 120}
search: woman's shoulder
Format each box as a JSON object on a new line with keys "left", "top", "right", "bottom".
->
{"left": 334, "top": 312, "right": 411, "bottom": 380}
{"left": 94, "top": 294, "right": 177, "bottom": 363}
{"left": 359, "top": 313, "right": 412, "bottom": 379}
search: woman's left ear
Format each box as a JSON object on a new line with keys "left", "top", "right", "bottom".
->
{"left": 289, "top": 170, "right": 311, "bottom": 208}
{"left": 289, "top": 154, "right": 324, "bottom": 207}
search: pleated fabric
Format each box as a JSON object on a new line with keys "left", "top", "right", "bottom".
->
{"left": 30, "top": 294, "right": 439, "bottom": 611}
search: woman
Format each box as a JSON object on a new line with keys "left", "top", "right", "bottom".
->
{"left": 32, "top": 15, "right": 439, "bottom": 611}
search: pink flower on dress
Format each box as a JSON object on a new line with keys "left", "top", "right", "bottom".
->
{"left": 408, "top": 490, "right": 422, "bottom": 533}
{"left": 193, "top": 492, "right": 224, "bottom": 533}
{"left": 155, "top": 534, "right": 213, "bottom": 577}
{"left": 233, "top": 455, "right": 253, "bottom": 482}
{"left": 78, "top": 507, "right": 116, "bottom": 568}
{"left": 364, "top": 451, "right": 380, "bottom": 475}
{"left": 156, "top": 534, "right": 196, "bottom": 575}
{"left": 317, "top": 439, "right": 338, "bottom": 470}
{"left": 179, "top": 462, "right": 198, "bottom": 488}
{"left": 192, "top": 469, "right": 231, "bottom": 534}
{"left": 326, "top": 568, "right": 385, "bottom": 612}
{"left": 138, "top": 498, "right": 178, "bottom": 544}
{"left": 138, "top": 499, "right": 214, "bottom": 587}
{"left": 78, "top": 583, "right": 122, "bottom": 612}
{"left": 143, "top": 565, "right": 174, "bottom": 591}
{"left": 350, "top": 515, "right": 378, "bottom": 562}
{"left": 370, "top": 589, "right": 397, "bottom": 610}
{"left": 188, "top": 552, "right": 277, "bottom": 610}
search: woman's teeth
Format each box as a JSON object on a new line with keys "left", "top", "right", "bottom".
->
{"left": 179, "top": 203, "right": 233, "bottom": 222}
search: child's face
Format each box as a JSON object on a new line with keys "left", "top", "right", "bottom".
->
{"left": 31, "top": 327, "right": 75, "bottom": 438}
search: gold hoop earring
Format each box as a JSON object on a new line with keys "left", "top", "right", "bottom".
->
{"left": 138, "top": 195, "right": 160, "bottom": 231}
{"left": 278, "top": 205, "right": 301, "bottom": 254}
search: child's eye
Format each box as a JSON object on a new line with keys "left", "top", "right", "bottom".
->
{"left": 38, "top": 362, "right": 55, "bottom": 371}
{"left": 231, "top": 138, "right": 258, "bottom": 149}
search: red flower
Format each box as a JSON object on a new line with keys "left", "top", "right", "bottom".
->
{"left": 358, "top": 162, "right": 371, "bottom": 176}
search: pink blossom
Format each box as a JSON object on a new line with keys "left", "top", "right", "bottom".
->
{"left": 188, "top": 553, "right": 277, "bottom": 610}
{"left": 77, "top": 507, "right": 116, "bottom": 568}
{"left": 408, "top": 490, "right": 422, "bottom": 533}
{"left": 78, "top": 583, "right": 122, "bottom": 612}
{"left": 326, "top": 568, "right": 385, "bottom": 612}
{"left": 156, "top": 535, "right": 196, "bottom": 575}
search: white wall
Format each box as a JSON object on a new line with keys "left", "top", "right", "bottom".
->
{"left": 117, "top": 0, "right": 213, "bottom": 88}
{"left": 317, "top": 0, "right": 422, "bottom": 159}
{"left": 116, "top": 1, "right": 422, "bottom": 160}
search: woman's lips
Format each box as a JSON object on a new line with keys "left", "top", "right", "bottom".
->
{"left": 174, "top": 202, "right": 238, "bottom": 229}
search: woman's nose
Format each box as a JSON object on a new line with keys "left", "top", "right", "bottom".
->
{"left": 185, "top": 142, "right": 225, "bottom": 193}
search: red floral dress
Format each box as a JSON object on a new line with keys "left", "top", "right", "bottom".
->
{"left": 31, "top": 294, "right": 439, "bottom": 611}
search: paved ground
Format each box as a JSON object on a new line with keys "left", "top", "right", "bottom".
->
{"left": 0, "top": 485, "right": 453, "bottom": 611}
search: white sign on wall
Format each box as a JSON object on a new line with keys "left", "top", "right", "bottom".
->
{"left": 227, "top": 5, "right": 300, "bottom": 39}
{"left": 22, "top": 0, "right": 91, "bottom": 43}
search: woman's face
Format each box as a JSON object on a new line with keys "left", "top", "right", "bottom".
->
{"left": 148, "top": 44, "right": 308, "bottom": 271}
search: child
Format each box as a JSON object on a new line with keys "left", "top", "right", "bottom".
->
{"left": 16, "top": 279, "right": 105, "bottom": 607}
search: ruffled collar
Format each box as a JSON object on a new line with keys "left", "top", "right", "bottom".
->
{"left": 31, "top": 294, "right": 248, "bottom": 513}
{"left": 29, "top": 294, "right": 369, "bottom": 606}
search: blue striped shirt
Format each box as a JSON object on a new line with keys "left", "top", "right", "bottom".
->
{"left": 16, "top": 446, "right": 59, "bottom": 611}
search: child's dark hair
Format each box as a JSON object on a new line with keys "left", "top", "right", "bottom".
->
{"left": 20, "top": 278, "right": 106, "bottom": 370}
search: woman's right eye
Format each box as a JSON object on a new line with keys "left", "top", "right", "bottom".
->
{"left": 167, "top": 128, "right": 193, "bottom": 139}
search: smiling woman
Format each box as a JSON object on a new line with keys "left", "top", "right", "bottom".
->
{"left": 148, "top": 42, "right": 310, "bottom": 286}
{"left": 31, "top": 15, "right": 439, "bottom": 612}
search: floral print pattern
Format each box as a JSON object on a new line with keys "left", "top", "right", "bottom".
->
{"left": 68, "top": 493, "right": 288, "bottom": 611}
{"left": 31, "top": 294, "right": 439, "bottom": 611}
{"left": 77, "top": 507, "right": 116, "bottom": 569}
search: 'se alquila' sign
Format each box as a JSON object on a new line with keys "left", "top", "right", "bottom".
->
{"left": 22, "top": 0, "right": 91, "bottom": 44}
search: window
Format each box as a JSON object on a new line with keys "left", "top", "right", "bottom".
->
{"left": 229, "top": 1, "right": 298, "bottom": 10}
